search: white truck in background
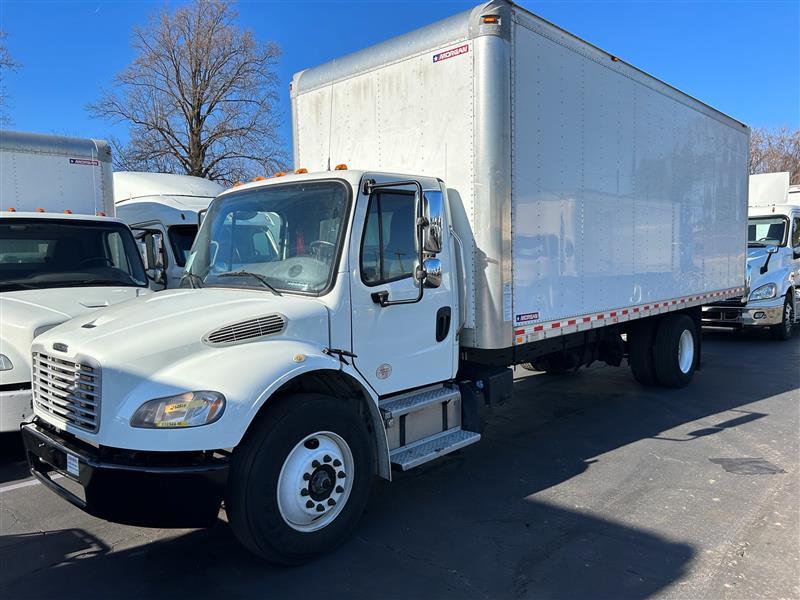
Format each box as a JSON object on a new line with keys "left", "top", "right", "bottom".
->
{"left": 114, "top": 172, "right": 224, "bottom": 289}
{"left": 702, "top": 172, "right": 800, "bottom": 339}
{"left": 0, "top": 130, "right": 150, "bottom": 432}
{"left": 23, "top": 1, "right": 748, "bottom": 564}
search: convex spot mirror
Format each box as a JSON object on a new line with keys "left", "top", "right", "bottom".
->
{"left": 423, "top": 257, "right": 442, "bottom": 288}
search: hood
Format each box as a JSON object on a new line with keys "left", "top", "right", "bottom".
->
{"left": 0, "top": 286, "right": 147, "bottom": 385}
{"left": 34, "top": 287, "right": 330, "bottom": 371}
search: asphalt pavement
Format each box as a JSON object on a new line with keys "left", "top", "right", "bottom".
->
{"left": 0, "top": 328, "right": 798, "bottom": 600}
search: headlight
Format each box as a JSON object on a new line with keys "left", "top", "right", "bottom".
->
{"left": 749, "top": 283, "right": 778, "bottom": 301}
{"left": 0, "top": 354, "right": 12, "bottom": 371}
{"left": 131, "top": 391, "right": 225, "bottom": 429}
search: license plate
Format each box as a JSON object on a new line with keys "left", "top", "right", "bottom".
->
{"left": 66, "top": 453, "right": 80, "bottom": 477}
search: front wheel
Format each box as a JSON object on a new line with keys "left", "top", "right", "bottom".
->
{"left": 226, "top": 393, "right": 375, "bottom": 564}
{"left": 770, "top": 294, "right": 795, "bottom": 341}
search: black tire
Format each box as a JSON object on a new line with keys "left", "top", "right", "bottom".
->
{"left": 653, "top": 314, "right": 697, "bottom": 388}
{"left": 226, "top": 393, "right": 375, "bottom": 564}
{"left": 770, "top": 294, "right": 795, "bottom": 341}
{"left": 628, "top": 319, "right": 659, "bottom": 386}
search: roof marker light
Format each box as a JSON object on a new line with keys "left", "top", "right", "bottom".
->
{"left": 63, "top": 209, "right": 72, "bottom": 214}
{"left": 232, "top": 181, "right": 244, "bottom": 188}
{"left": 273, "top": 171, "right": 286, "bottom": 178}
{"left": 294, "top": 168, "right": 308, "bottom": 174}
{"left": 7, "top": 207, "right": 15, "bottom": 212}
{"left": 334, "top": 164, "right": 348, "bottom": 171}
{"left": 252, "top": 175, "right": 266, "bottom": 182}
{"left": 36, "top": 208, "right": 45, "bottom": 212}
{"left": 96, "top": 211, "right": 106, "bottom": 216}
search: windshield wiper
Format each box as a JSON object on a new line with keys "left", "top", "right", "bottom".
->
{"left": 748, "top": 241, "right": 767, "bottom": 247}
{"left": 218, "top": 271, "right": 282, "bottom": 296}
{"left": 181, "top": 272, "right": 205, "bottom": 289}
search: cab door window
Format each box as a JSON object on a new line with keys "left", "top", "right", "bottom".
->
{"left": 360, "top": 191, "right": 416, "bottom": 285}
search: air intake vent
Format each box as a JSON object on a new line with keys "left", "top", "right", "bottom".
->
{"left": 204, "top": 314, "right": 286, "bottom": 346}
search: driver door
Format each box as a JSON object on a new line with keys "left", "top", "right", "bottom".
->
{"left": 349, "top": 180, "right": 456, "bottom": 396}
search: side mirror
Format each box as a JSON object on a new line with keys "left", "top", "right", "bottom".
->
{"left": 766, "top": 245, "right": 779, "bottom": 255}
{"left": 423, "top": 257, "right": 442, "bottom": 288}
{"left": 142, "top": 231, "right": 167, "bottom": 285}
{"left": 422, "top": 191, "right": 444, "bottom": 254}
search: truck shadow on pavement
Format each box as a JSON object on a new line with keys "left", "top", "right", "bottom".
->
{"left": 1, "top": 334, "right": 797, "bottom": 599}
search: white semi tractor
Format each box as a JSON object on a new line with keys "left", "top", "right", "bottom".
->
{"left": 114, "top": 172, "right": 224, "bottom": 289}
{"left": 0, "top": 131, "right": 150, "bottom": 433}
{"left": 702, "top": 172, "right": 800, "bottom": 339}
{"left": 23, "top": 1, "right": 748, "bottom": 563}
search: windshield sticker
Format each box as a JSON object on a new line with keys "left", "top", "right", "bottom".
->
{"left": 433, "top": 44, "right": 469, "bottom": 63}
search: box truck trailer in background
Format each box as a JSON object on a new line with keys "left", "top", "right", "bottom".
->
{"left": 23, "top": 1, "right": 748, "bottom": 563}
{"left": 0, "top": 131, "right": 150, "bottom": 432}
{"left": 114, "top": 172, "right": 224, "bottom": 289}
{"left": 702, "top": 172, "right": 800, "bottom": 338}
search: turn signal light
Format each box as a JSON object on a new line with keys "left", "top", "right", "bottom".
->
{"left": 232, "top": 181, "right": 243, "bottom": 188}
{"left": 334, "top": 164, "right": 348, "bottom": 171}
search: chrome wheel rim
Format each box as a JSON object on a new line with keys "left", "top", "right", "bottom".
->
{"left": 677, "top": 329, "right": 694, "bottom": 374}
{"left": 277, "top": 431, "right": 353, "bottom": 532}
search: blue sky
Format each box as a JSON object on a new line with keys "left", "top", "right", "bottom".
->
{"left": 1, "top": 0, "right": 798, "bottom": 159}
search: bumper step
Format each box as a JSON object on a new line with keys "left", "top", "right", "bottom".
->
{"left": 390, "top": 428, "right": 480, "bottom": 471}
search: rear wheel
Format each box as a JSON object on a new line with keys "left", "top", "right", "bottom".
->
{"left": 653, "top": 315, "right": 697, "bottom": 388}
{"left": 628, "top": 319, "right": 658, "bottom": 386}
{"left": 770, "top": 294, "right": 794, "bottom": 341}
{"left": 226, "top": 393, "right": 375, "bottom": 564}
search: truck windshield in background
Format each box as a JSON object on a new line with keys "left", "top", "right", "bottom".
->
{"left": 0, "top": 218, "right": 147, "bottom": 292}
{"left": 168, "top": 224, "right": 199, "bottom": 267}
{"left": 748, "top": 216, "right": 788, "bottom": 247}
{"left": 183, "top": 180, "right": 349, "bottom": 294}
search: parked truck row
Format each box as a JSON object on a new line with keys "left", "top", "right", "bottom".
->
{"left": 7, "top": 0, "right": 789, "bottom": 565}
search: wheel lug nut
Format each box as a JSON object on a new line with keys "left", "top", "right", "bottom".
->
{"left": 312, "top": 460, "right": 320, "bottom": 468}
{"left": 328, "top": 498, "right": 336, "bottom": 507}
{"left": 316, "top": 504, "right": 325, "bottom": 512}
{"left": 335, "top": 485, "right": 344, "bottom": 493}
{"left": 323, "top": 454, "right": 332, "bottom": 463}
{"left": 301, "top": 489, "right": 309, "bottom": 496}
{"left": 337, "top": 471, "right": 346, "bottom": 479}
{"left": 333, "top": 459, "right": 342, "bottom": 467}
{"left": 306, "top": 500, "right": 314, "bottom": 508}
{"left": 303, "top": 473, "right": 311, "bottom": 481}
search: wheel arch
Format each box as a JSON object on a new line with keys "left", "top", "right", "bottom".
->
{"left": 244, "top": 368, "right": 391, "bottom": 480}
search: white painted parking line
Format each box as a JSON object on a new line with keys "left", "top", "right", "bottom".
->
{"left": 0, "top": 474, "right": 61, "bottom": 494}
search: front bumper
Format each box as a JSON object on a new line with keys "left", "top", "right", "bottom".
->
{"left": 0, "top": 385, "right": 32, "bottom": 433}
{"left": 702, "top": 300, "right": 784, "bottom": 328}
{"left": 22, "top": 420, "right": 228, "bottom": 527}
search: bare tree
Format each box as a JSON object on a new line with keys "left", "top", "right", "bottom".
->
{"left": 89, "top": 0, "right": 285, "bottom": 184}
{"left": 0, "top": 31, "right": 20, "bottom": 124}
{"left": 749, "top": 127, "right": 800, "bottom": 185}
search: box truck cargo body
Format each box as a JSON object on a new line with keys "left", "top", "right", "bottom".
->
{"left": 292, "top": 0, "right": 748, "bottom": 351}
{"left": 24, "top": 1, "right": 748, "bottom": 563}
{"left": 0, "top": 131, "right": 149, "bottom": 432}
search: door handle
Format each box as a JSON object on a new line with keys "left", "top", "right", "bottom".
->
{"left": 436, "top": 307, "right": 452, "bottom": 342}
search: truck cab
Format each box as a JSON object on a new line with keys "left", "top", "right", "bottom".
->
{"left": 702, "top": 174, "right": 800, "bottom": 339}
{"left": 0, "top": 213, "right": 149, "bottom": 431}
{"left": 113, "top": 172, "right": 224, "bottom": 289}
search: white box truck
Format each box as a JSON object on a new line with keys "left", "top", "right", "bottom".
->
{"left": 702, "top": 172, "right": 800, "bottom": 338}
{"left": 0, "top": 130, "right": 151, "bottom": 432}
{"left": 114, "top": 172, "right": 224, "bottom": 288}
{"left": 22, "top": 1, "right": 748, "bottom": 563}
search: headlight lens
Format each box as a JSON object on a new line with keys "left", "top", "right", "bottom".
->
{"left": 130, "top": 391, "right": 225, "bottom": 429}
{"left": 749, "top": 283, "right": 778, "bottom": 301}
{"left": 0, "top": 354, "right": 13, "bottom": 371}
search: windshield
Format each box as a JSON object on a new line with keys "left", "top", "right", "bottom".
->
{"left": 748, "top": 216, "right": 787, "bottom": 247}
{"left": 184, "top": 180, "right": 350, "bottom": 294}
{"left": 0, "top": 218, "right": 147, "bottom": 292}
{"left": 168, "top": 224, "right": 198, "bottom": 267}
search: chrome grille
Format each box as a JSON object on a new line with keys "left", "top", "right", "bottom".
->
{"left": 204, "top": 314, "right": 286, "bottom": 346}
{"left": 32, "top": 352, "right": 100, "bottom": 433}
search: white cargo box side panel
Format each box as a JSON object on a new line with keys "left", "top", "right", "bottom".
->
{"left": 0, "top": 132, "right": 114, "bottom": 216}
{"left": 510, "top": 15, "right": 748, "bottom": 332}
{"left": 294, "top": 39, "right": 477, "bottom": 327}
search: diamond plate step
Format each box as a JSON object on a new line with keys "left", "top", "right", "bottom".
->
{"left": 379, "top": 385, "right": 460, "bottom": 421}
{"left": 390, "top": 428, "right": 480, "bottom": 470}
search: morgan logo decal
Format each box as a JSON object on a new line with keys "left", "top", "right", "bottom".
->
{"left": 515, "top": 312, "right": 539, "bottom": 324}
{"left": 376, "top": 363, "right": 392, "bottom": 380}
{"left": 432, "top": 44, "right": 469, "bottom": 63}
{"left": 69, "top": 158, "right": 99, "bottom": 166}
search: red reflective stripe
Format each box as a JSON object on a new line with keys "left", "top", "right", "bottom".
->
{"left": 551, "top": 322, "right": 561, "bottom": 329}
{"left": 534, "top": 325, "right": 544, "bottom": 332}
